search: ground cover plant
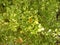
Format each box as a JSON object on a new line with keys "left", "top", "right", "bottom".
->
{"left": 0, "top": 0, "right": 60, "bottom": 45}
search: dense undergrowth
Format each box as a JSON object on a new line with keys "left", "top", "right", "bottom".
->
{"left": 0, "top": 0, "right": 60, "bottom": 45}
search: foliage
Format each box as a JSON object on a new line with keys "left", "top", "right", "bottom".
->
{"left": 0, "top": 0, "right": 60, "bottom": 45}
